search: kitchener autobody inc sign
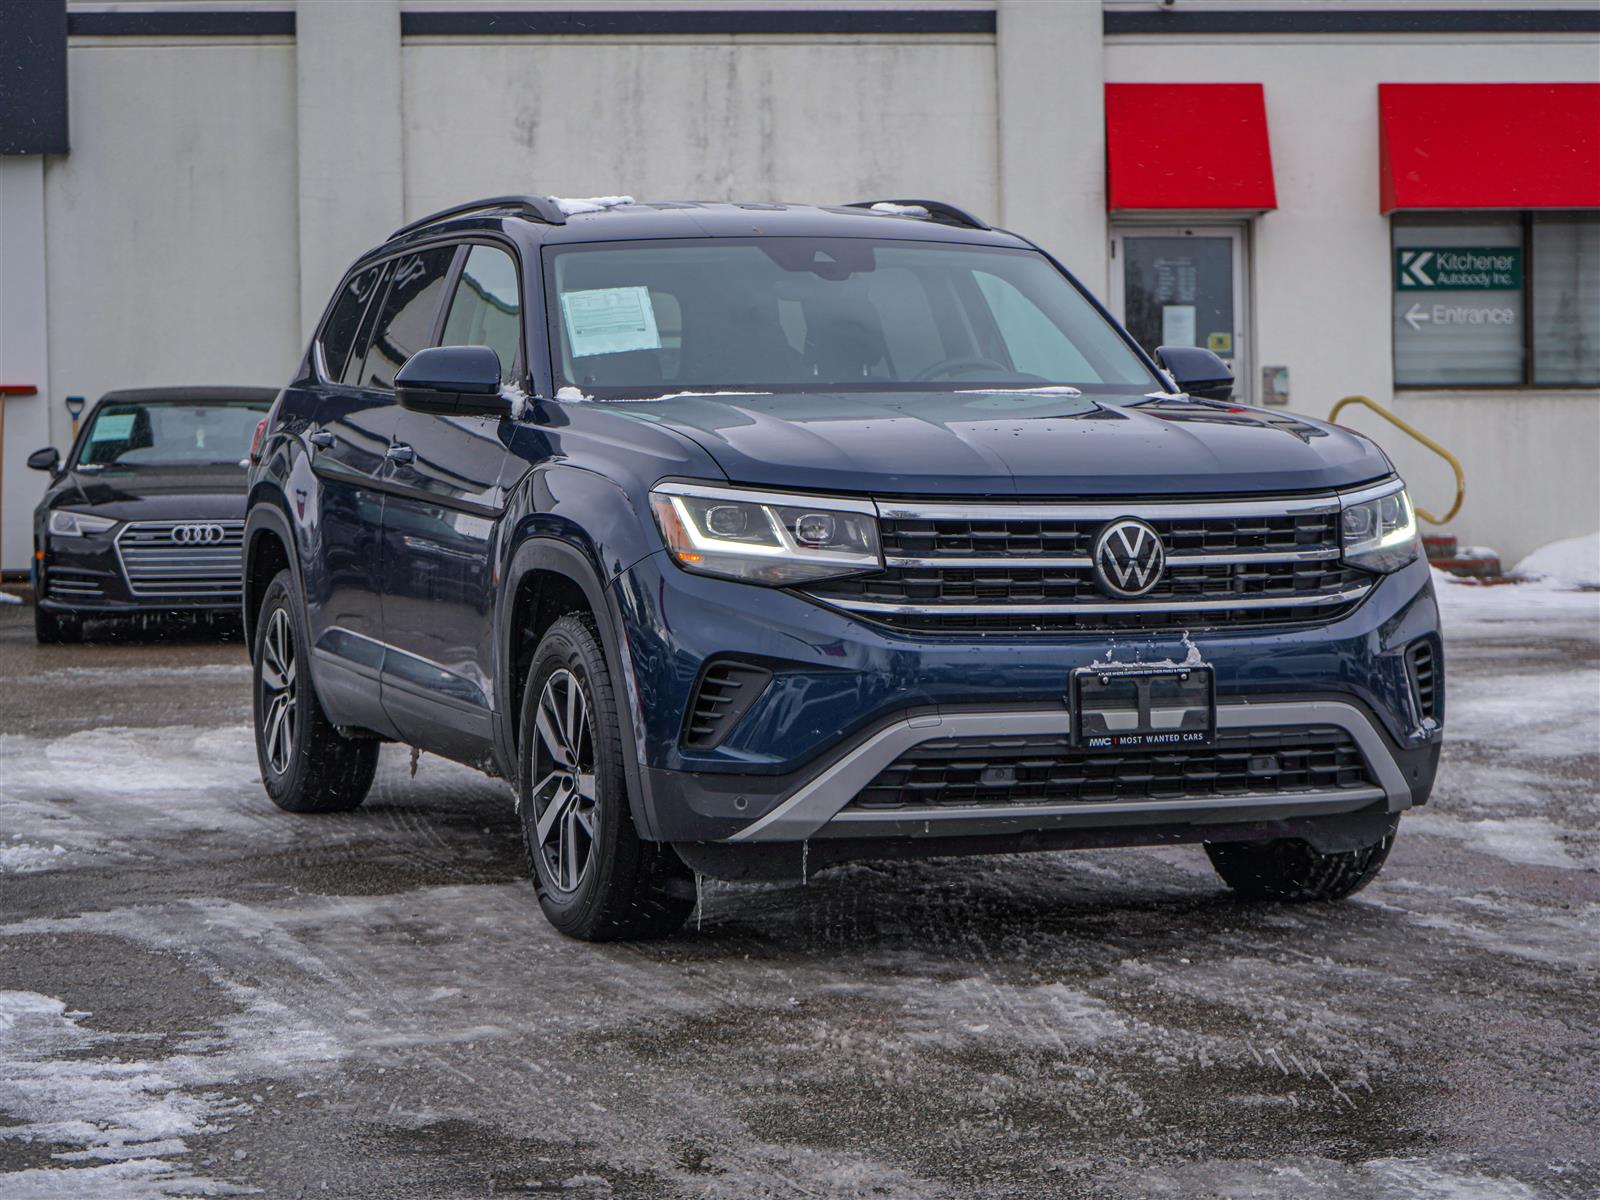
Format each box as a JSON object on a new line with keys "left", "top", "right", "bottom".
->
{"left": 1392, "top": 244, "right": 1524, "bottom": 384}
{"left": 1397, "top": 247, "right": 1522, "bottom": 328}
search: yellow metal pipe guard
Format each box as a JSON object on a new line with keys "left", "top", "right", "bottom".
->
{"left": 1327, "top": 395, "right": 1464, "bottom": 525}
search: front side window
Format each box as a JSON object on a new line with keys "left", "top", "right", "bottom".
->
{"left": 319, "top": 262, "right": 387, "bottom": 381}
{"left": 440, "top": 244, "right": 521, "bottom": 381}
{"left": 74, "top": 401, "right": 270, "bottom": 469}
{"left": 545, "top": 238, "right": 1157, "bottom": 397}
{"left": 354, "top": 246, "right": 458, "bottom": 391}
{"left": 1393, "top": 212, "right": 1599, "bottom": 388}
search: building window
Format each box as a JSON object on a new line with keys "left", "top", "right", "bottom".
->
{"left": 1393, "top": 213, "right": 1599, "bottom": 389}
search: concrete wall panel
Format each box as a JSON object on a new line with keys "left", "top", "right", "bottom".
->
{"left": 400, "top": 36, "right": 997, "bottom": 226}
{"left": 44, "top": 41, "right": 300, "bottom": 452}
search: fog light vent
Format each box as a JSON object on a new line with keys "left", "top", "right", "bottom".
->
{"left": 681, "top": 660, "right": 774, "bottom": 751}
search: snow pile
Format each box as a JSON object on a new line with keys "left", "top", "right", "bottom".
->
{"left": 0, "top": 841, "right": 66, "bottom": 874}
{"left": 499, "top": 379, "right": 532, "bottom": 420}
{"left": 869, "top": 202, "right": 930, "bottom": 217}
{"left": 0, "top": 591, "right": 20, "bottom": 605}
{"left": 1510, "top": 531, "right": 1600, "bottom": 590}
{"left": 553, "top": 195, "right": 634, "bottom": 216}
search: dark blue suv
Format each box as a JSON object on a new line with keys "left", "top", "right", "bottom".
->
{"left": 244, "top": 195, "right": 1442, "bottom": 940}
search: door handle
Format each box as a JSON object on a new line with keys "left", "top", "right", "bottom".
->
{"left": 386, "top": 443, "right": 415, "bottom": 465}
{"left": 308, "top": 431, "right": 334, "bottom": 449}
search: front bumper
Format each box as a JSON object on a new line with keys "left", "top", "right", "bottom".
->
{"left": 34, "top": 531, "right": 242, "bottom": 615}
{"left": 614, "top": 551, "right": 1442, "bottom": 845}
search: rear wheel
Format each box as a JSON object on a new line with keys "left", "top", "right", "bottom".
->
{"left": 252, "top": 570, "right": 378, "bottom": 813}
{"left": 1205, "top": 825, "right": 1397, "bottom": 902}
{"left": 518, "top": 614, "right": 693, "bottom": 941}
{"left": 34, "top": 605, "right": 82, "bottom": 644}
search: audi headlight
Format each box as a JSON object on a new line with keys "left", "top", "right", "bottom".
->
{"left": 1339, "top": 480, "right": 1418, "bottom": 573}
{"left": 650, "top": 482, "right": 881, "bottom": 585}
{"left": 48, "top": 509, "right": 117, "bottom": 538}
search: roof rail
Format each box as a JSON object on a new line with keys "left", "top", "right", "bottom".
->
{"left": 390, "top": 194, "right": 568, "bottom": 240}
{"left": 842, "top": 198, "right": 991, "bottom": 231}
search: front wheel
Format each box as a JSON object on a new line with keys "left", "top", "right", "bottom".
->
{"left": 518, "top": 615, "right": 693, "bottom": 941}
{"left": 1205, "top": 824, "right": 1397, "bottom": 902}
{"left": 252, "top": 570, "right": 378, "bottom": 813}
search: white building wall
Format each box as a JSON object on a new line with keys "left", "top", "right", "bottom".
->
{"left": 4, "top": 7, "right": 1595, "bottom": 571}
{"left": 43, "top": 35, "right": 301, "bottom": 457}
{"left": 1106, "top": 31, "right": 1600, "bottom": 562}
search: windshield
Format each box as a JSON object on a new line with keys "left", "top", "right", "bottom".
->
{"left": 74, "top": 401, "right": 269, "bottom": 469}
{"left": 546, "top": 238, "right": 1160, "bottom": 397}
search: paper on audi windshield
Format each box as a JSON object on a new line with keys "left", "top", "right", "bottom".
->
{"left": 560, "top": 286, "right": 661, "bottom": 358}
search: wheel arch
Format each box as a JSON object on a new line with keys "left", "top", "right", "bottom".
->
{"left": 496, "top": 534, "right": 660, "bottom": 841}
{"left": 242, "top": 498, "right": 302, "bottom": 655}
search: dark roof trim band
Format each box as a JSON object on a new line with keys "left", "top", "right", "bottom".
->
{"left": 1105, "top": 8, "right": 1600, "bottom": 36}
{"left": 401, "top": 9, "right": 996, "bottom": 36}
{"left": 68, "top": 11, "right": 295, "bottom": 37}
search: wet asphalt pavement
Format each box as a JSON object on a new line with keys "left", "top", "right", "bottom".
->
{"left": 1, "top": 593, "right": 1597, "bottom": 1199}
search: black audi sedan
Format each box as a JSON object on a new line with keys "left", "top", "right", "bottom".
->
{"left": 28, "top": 387, "right": 276, "bottom": 642}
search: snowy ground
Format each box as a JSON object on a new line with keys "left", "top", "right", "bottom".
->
{"left": 0, "top": 580, "right": 1596, "bottom": 1199}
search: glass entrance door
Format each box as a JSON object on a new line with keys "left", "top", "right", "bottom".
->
{"left": 1111, "top": 224, "right": 1247, "bottom": 401}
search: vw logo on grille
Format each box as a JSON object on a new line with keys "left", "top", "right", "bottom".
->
{"left": 1092, "top": 518, "right": 1166, "bottom": 598}
{"left": 171, "top": 524, "right": 227, "bottom": 546}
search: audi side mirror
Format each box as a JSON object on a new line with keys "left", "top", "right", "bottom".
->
{"left": 27, "top": 447, "right": 61, "bottom": 473}
{"left": 1156, "top": 346, "right": 1234, "bottom": 402}
{"left": 395, "top": 346, "right": 511, "bottom": 418}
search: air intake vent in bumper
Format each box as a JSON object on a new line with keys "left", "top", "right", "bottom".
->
{"left": 681, "top": 661, "right": 773, "bottom": 750}
{"left": 1407, "top": 639, "right": 1441, "bottom": 722}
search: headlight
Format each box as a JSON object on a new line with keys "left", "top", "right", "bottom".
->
{"left": 48, "top": 510, "right": 118, "bottom": 538}
{"left": 1339, "top": 480, "right": 1418, "bottom": 573}
{"left": 650, "top": 482, "right": 881, "bottom": 585}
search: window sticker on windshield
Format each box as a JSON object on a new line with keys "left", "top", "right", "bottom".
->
{"left": 560, "top": 287, "right": 661, "bottom": 358}
{"left": 90, "top": 413, "right": 135, "bottom": 442}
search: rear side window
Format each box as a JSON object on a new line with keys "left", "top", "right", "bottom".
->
{"left": 353, "top": 246, "right": 458, "bottom": 390}
{"left": 318, "top": 263, "right": 387, "bottom": 382}
{"left": 439, "top": 244, "right": 522, "bottom": 381}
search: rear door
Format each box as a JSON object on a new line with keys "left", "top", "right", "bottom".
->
{"left": 379, "top": 242, "right": 523, "bottom": 761}
{"left": 306, "top": 246, "right": 456, "bottom": 733}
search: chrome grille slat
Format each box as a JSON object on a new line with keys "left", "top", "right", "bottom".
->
{"left": 116, "top": 520, "right": 245, "bottom": 602}
{"left": 804, "top": 495, "right": 1368, "bottom": 634}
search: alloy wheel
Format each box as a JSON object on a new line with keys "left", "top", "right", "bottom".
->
{"left": 259, "top": 607, "right": 298, "bottom": 775}
{"left": 530, "top": 667, "right": 599, "bottom": 895}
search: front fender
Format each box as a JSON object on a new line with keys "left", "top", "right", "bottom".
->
{"left": 494, "top": 466, "right": 666, "bottom": 840}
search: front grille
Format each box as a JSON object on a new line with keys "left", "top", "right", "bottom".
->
{"left": 116, "top": 520, "right": 245, "bottom": 602}
{"left": 681, "top": 660, "right": 773, "bottom": 750}
{"left": 1407, "top": 639, "right": 1441, "bottom": 722}
{"left": 849, "top": 726, "right": 1373, "bottom": 811}
{"left": 802, "top": 497, "right": 1372, "bottom": 634}
{"left": 46, "top": 568, "right": 104, "bottom": 600}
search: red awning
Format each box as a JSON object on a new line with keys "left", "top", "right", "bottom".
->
{"left": 1105, "top": 83, "right": 1277, "bottom": 212}
{"left": 1379, "top": 83, "right": 1600, "bottom": 212}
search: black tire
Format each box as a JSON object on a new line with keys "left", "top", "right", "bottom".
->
{"left": 34, "top": 605, "right": 82, "bottom": 644}
{"left": 518, "top": 614, "right": 693, "bottom": 941}
{"left": 252, "top": 570, "right": 378, "bottom": 813}
{"left": 1205, "top": 824, "right": 1397, "bottom": 902}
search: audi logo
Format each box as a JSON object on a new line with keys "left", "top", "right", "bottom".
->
{"left": 170, "top": 524, "right": 227, "bottom": 546}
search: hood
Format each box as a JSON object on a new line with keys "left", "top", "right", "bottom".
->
{"left": 604, "top": 391, "right": 1393, "bottom": 496}
{"left": 48, "top": 465, "right": 250, "bottom": 522}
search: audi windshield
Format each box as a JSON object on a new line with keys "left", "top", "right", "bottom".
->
{"left": 73, "top": 400, "right": 270, "bottom": 470}
{"left": 546, "top": 238, "right": 1162, "bottom": 398}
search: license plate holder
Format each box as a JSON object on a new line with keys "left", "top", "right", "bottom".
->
{"left": 1072, "top": 665, "right": 1215, "bottom": 749}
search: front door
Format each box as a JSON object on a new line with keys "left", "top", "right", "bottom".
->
{"left": 379, "top": 243, "right": 524, "bottom": 763}
{"left": 1110, "top": 224, "right": 1248, "bottom": 402}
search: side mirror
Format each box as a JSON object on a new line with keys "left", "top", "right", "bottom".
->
{"left": 27, "top": 447, "right": 61, "bottom": 473}
{"left": 1156, "top": 345, "right": 1234, "bottom": 402}
{"left": 395, "top": 346, "right": 511, "bottom": 417}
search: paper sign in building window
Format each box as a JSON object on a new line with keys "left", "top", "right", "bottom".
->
{"left": 1161, "top": 304, "right": 1196, "bottom": 347}
{"left": 561, "top": 286, "right": 662, "bottom": 358}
